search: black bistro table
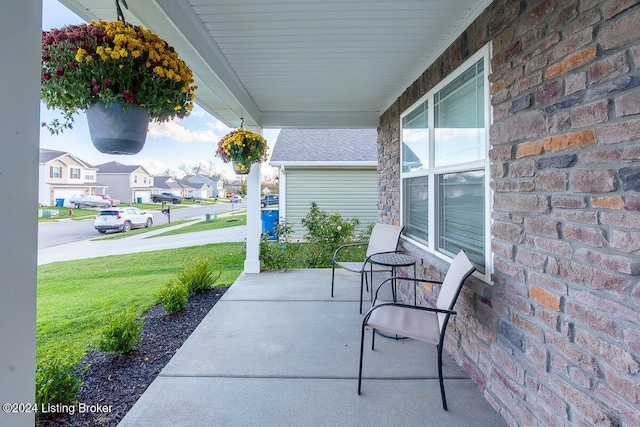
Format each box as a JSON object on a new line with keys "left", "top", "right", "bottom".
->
{"left": 368, "top": 252, "right": 416, "bottom": 305}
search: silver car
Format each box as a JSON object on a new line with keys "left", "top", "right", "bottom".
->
{"left": 69, "top": 194, "right": 112, "bottom": 209}
{"left": 94, "top": 207, "right": 153, "bottom": 233}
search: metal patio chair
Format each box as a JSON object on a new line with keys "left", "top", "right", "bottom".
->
{"left": 357, "top": 250, "right": 476, "bottom": 410}
{"left": 330, "top": 223, "right": 403, "bottom": 314}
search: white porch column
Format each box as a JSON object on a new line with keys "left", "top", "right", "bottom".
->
{"left": 0, "top": 1, "right": 41, "bottom": 426}
{"left": 243, "top": 125, "right": 262, "bottom": 273}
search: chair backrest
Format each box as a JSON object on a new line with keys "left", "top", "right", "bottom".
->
{"left": 436, "top": 251, "right": 475, "bottom": 331}
{"left": 365, "top": 223, "right": 403, "bottom": 257}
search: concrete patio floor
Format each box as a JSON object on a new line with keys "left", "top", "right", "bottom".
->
{"left": 119, "top": 268, "right": 507, "bottom": 426}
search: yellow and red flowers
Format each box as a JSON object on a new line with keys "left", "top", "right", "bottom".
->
{"left": 41, "top": 20, "right": 197, "bottom": 134}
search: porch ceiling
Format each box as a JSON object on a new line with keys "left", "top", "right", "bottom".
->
{"left": 58, "top": 0, "right": 490, "bottom": 129}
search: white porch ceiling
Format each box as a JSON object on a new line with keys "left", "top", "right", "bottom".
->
{"left": 58, "top": 0, "right": 490, "bottom": 129}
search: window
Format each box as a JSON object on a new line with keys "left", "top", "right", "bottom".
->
{"left": 50, "top": 166, "right": 61, "bottom": 178}
{"left": 85, "top": 174, "right": 94, "bottom": 181}
{"left": 70, "top": 168, "right": 80, "bottom": 179}
{"left": 400, "top": 46, "right": 491, "bottom": 275}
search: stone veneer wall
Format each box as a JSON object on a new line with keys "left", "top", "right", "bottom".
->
{"left": 377, "top": 1, "right": 640, "bottom": 425}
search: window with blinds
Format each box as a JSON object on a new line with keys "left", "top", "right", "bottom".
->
{"left": 400, "top": 46, "right": 491, "bottom": 275}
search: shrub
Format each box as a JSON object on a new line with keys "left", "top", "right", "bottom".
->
{"left": 97, "top": 309, "right": 144, "bottom": 355}
{"left": 260, "top": 220, "right": 295, "bottom": 271}
{"left": 36, "top": 353, "right": 85, "bottom": 419}
{"left": 301, "top": 202, "right": 361, "bottom": 267}
{"left": 157, "top": 279, "right": 189, "bottom": 313}
{"left": 177, "top": 255, "right": 222, "bottom": 294}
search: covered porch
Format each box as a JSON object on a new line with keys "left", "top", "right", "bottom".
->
{"left": 119, "top": 269, "right": 506, "bottom": 426}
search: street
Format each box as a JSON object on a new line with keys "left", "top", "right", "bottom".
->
{"left": 37, "top": 202, "right": 245, "bottom": 249}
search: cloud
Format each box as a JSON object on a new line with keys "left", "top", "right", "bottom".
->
{"left": 148, "top": 120, "right": 230, "bottom": 143}
{"left": 138, "top": 158, "right": 170, "bottom": 175}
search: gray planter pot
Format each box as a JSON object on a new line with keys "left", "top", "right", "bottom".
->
{"left": 232, "top": 161, "right": 251, "bottom": 175}
{"left": 86, "top": 101, "right": 150, "bottom": 155}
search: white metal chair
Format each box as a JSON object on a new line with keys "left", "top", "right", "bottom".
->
{"left": 357, "top": 250, "right": 476, "bottom": 410}
{"left": 330, "top": 223, "right": 403, "bottom": 313}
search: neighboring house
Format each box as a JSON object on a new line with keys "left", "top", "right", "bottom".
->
{"left": 38, "top": 148, "right": 104, "bottom": 207}
{"left": 153, "top": 175, "right": 182, "bottom": 197}
{"left": 270, "top": 129, "right": 378, "bottom": 237}
{"left": 188, "top": 174, "right": 224, "bottom": 198}
{"left": 95, "top": 161, "right": 154, "bottom": 203}
{"left": 175, "top": 178, "right": 209, "bottom": 200}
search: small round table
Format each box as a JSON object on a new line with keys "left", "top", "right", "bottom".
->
{"left": 368, "top": 252, "right": 416, "bottom": 305}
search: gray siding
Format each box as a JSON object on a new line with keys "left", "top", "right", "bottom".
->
{"left": 284, "top": 168, "right": 377, "bottom": 237}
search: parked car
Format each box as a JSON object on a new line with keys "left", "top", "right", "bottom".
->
{"left": 69, "top": 195, "right": 112, "bottom": 209}
{"left": 94, "top": 207, "right": 153, "bottom": 233}
{"left": 97, "top": 193, "right": 120, "bottom": 206}
{"left": 151, "top": 192, "right": 183, "bottom": 204}
{"left": 230, "top": 194, "right": 243, "bottom": 203}
{"left": 261, "top": 194, "right": 279, "bottom": 208}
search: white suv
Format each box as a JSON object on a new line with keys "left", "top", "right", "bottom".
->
{"left": 94, "top": 207, "right": 153, "bottom": 234}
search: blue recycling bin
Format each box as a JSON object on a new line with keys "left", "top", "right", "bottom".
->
{"left": 137, "top": 197, "right": 143, "bottom": 203}
{"left": 261, "top": 209, "right": 279, "bottom": 240}
{"left": 55, "top": 198, "right": 65, "bottom": 207}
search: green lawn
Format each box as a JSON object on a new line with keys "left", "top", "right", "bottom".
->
{"left": 150, "top": 214, "right": 246, "bottom": 238}
{"left": 37, "top": 243, "right": 245, "bottom": 363}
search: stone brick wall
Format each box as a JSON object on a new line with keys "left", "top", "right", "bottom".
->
{"left": 377, "top": 1, "right": 640, "bottom": 425}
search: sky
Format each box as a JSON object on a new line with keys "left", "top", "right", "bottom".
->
{"left": 40, "top": 0, "right": 280, "bottom": 180}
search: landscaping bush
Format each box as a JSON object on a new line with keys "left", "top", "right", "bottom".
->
{"left": 177, "top": 255, "right": 222, "bottom": 294}
{"left": 260, "top": 220, "right": 295, "bottom": 271}
{"left": 260, "top": 203, "right": 372, "bottom": 270}
{"left": 157, "top": 279, "right": 189, "bottom": 313}
{"left": 97, "top": 309, "right": 144, "bottom": 355}
{"left": 36, "top": 352, "right": 85, "bottom": 419}
{"left": 301, "top": 202, "right": 361, "bottom": 267}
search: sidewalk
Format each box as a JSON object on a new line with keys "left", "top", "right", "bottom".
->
{"left": 37, "top": 220, "right": 247, "bottom": 265}
{"left": 118, "top": 269, "right": 507, "bottom": 427}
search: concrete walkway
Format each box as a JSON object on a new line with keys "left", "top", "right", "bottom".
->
{"left": 119, "top": 269, "right": 507, "bottom": 427}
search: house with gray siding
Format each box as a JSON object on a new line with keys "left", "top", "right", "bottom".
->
{"left": 188, "top": 174, "right": 224, "bottom": 198}
{"left": 95, "top": 161, "right": 155, "bottom": 203}
{"left": 270, "top": 129, "right": 378, "bottom": 237}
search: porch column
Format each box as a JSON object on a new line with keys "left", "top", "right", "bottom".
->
{"left": 0, "top": 1, "right": 41, "bottom": 426}
{"left": 243, "top": 125, "right": 262, "bottom": 273}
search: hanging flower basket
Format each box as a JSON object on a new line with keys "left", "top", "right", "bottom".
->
{"left": 41, "top": 20, "right": 197, "bottom": 154}
{"left": 216, "top": 129, "right": 268, "bottom": 175}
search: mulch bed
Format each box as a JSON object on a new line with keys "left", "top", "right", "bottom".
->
{"left": 37, "top": 286, "right": 229, "bottom": 427}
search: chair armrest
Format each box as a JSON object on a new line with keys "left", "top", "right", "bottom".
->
{"left": 372, "top": 276, "right": 443, "bottom": 304}
{"left": 363, "top": 250, "right": 401, "bottom": 265}
{"left": 332, "top": 242, "right": 368, "bottom": 264}
{"left": 364, "top": 301, "right": 456, "bottom": 321}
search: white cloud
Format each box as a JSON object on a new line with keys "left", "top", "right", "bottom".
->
{"left": 148, "top": 121, "right": 212, "bottom": 143}
{"left": 138, "top": 158, "right": 170, "bottom": 175}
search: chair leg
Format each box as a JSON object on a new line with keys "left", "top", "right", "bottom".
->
{"left": 437, "top": 344, "right": 448, "bottom": 411}
{"left": 371, "top": 328, "right": 376, "bottom": 350}
{"left": 359, "top": 272, "right": 365, "bottom": 314}
{"left": 331, "top": 265, "right": 336, "bottom": 297}
{"left": 358, "top": 323, "right": 367, "bottom": 395}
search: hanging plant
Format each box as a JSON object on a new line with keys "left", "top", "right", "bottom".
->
{"left": 215, "top": 129, "right": 269, "bottom": 174}
{"left": 41, "top": 19, "right": 197, "bottom": 143}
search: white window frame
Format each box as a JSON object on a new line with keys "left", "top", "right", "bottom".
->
{"left": 69, "top": 168, "right": 80, "bottom": 179}
{"left": 400, "top": 44, "right": 493, "bottom": 282}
